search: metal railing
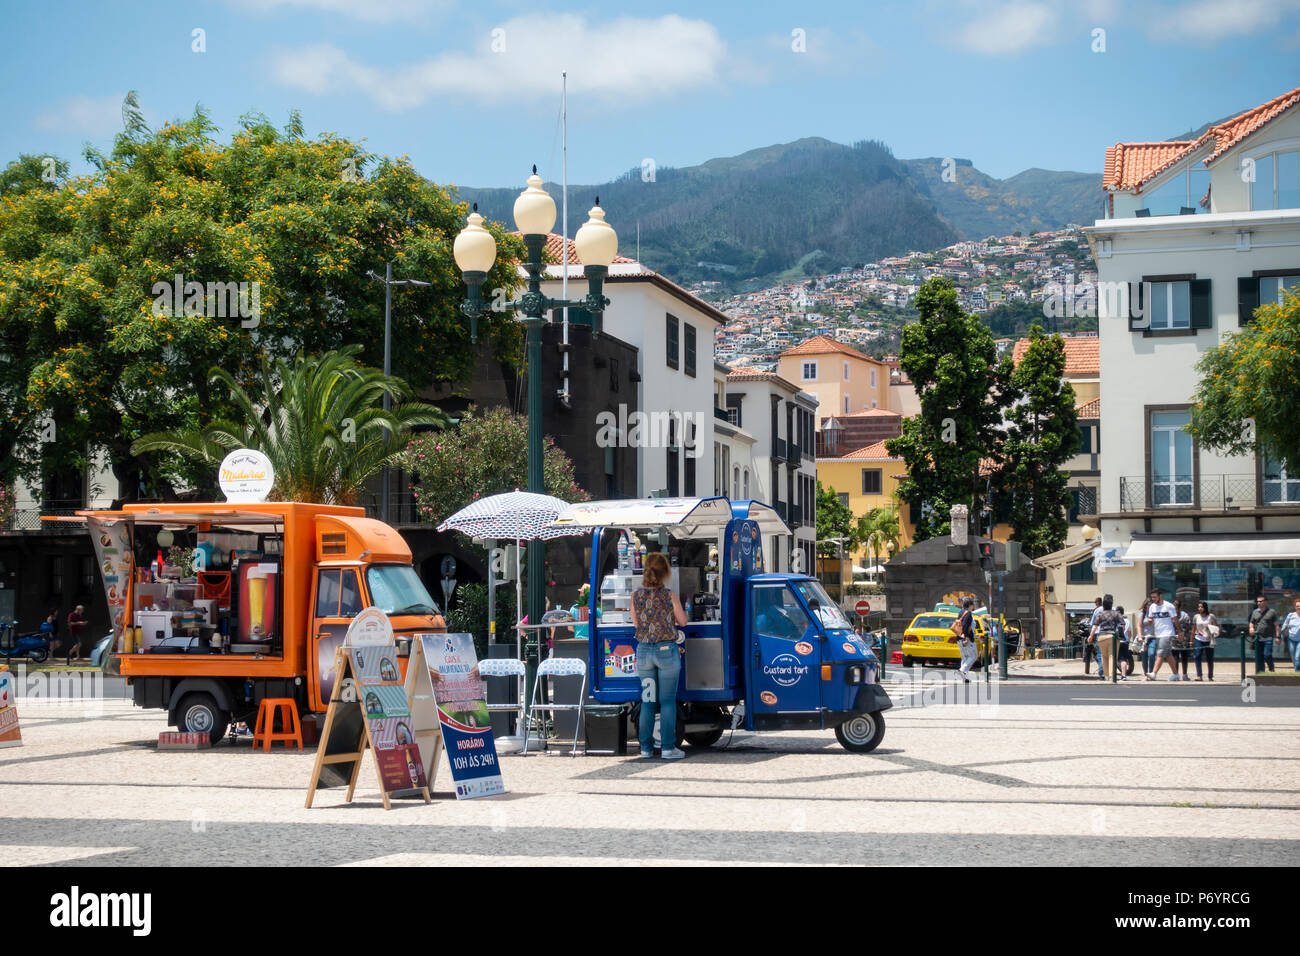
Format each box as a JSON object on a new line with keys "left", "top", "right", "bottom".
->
{"left": 1, "top": 499, "right": 87, "bottom": 532}
{"left": 1118, "top": 474, "right": 1267, "bottom": 512}
{"left": 360, "top": 491, "right": 425, "bottom": 526}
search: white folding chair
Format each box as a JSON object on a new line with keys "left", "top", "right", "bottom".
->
{"left": 478, "top": 658, "right": 527, "bottom": 744}
{"left": 522, "top": 656, "right": 587, "bottom": 756}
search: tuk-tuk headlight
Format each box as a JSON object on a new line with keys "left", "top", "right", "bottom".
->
{"left": 845, "top": 665, "right": 865, "bottom": 684}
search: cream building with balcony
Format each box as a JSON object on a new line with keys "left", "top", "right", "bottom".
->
{"left": 1083, "top": 86, "right": 1300, "bottom": 656}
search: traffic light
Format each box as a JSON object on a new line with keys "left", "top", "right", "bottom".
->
{"left": 978, "top": 541, "right": 994, "bottom": 571}
{"left": 1005, "top": 541, "right": 1022, "bottom": 573}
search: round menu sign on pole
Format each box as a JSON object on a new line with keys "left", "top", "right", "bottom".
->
{"left": 219, "top": 449, "right": 275, "bottom": 503}
{"left": 855, "top": 599, "right": 871, "bottom": 618}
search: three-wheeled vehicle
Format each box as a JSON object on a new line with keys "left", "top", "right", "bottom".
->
{"left": 551, "top": 496, "right": 892, "bottom": 752}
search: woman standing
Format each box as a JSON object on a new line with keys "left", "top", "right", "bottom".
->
{"left": 1192, "top": 601, "right": 1218, "bottom": 681}
{"left": 1172, "top": 599, "right": 1193, "bottom": 681}
{"left": 631, "top": 552, "right": 688, "bottom": 760}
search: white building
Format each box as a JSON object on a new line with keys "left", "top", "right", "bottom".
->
{"left": 723, "top": 368, "right": 818, "bottom": 575}
{"left": 537, "top": 236, "right": 726, "bottom": 499}
{"left": 711, "top": 362, "right": 757, "bottom": 504}
{"left": 1082, "top": 85, "right": 1300, "bottom": 648}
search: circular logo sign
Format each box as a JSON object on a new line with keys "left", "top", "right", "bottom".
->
{"left": 219, "top": 449, "right": 274, "bottom": 503}
{"left": 763, "top": 652, "right": 810, "bottom": 687}
{"left": 759, "top": 691, "right": 778, "bottom": 706}
{"left": 843, "top": 642, "right": 857, "bottom": 654}
{"left": 855, "top": 599, "right": 871, "bottom": 616}
{"left": 440, "top": 555, "right": 457, "bottom": 579}
{"left": 794, "top": 641, "right": 814, "bottom": 656}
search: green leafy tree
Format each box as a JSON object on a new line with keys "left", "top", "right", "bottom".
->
{"left": 131, "top": 346, "right": 446, "bottom": 503}
{"left": 1189, "top": 290, "right": 1300, "bottom": 474}
{"left": 815, "top": 480, "right": 858, "bottom": 556}
{"left": 0, "top": 94, "right": 523, "bottom": 492}
{"left": 887, "top": 278, "right": 1012, "bottom": 541}
{"left": 855, "top": 506, "right": 901, "bottom": 570}
{"left": 404, "top": 406, "right": 590, "bottom": 526}
{"left": 997, "top": 324, "right": 1077, "bottom": 557}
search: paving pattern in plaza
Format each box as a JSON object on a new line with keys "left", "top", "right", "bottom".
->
{"left": 2, "top": 693, "right": 1297, "bottom": 866}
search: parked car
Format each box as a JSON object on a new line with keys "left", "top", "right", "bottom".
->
{"left": 900, "top": 610, "right": 998, "bottom": 668}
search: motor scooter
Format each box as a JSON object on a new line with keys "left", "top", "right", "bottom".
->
{"left": 0, "top": 621, "right": 53, "bottom": 663}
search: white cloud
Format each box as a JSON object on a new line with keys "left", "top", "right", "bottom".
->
{"left": 35, "top": 94, "right": 132, "bottom": 137}
{"left": 228, "top": 0, "right": 448, "bottom": 24}
{"left": 1158, "top": 0, "right": 1300, "bottom": 41}
{"left": 952, "top": 2, "right": 1060, "bottom": 55}
{"left": 271, "top": 14, "right": 727, "bottom": 110}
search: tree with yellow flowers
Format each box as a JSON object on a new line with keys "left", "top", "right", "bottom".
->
{"left": 1189, "top": 289, "right": 1300, "bottom": 473}
{"left": 0, "top": 93, "right": 523, "bottom": 496}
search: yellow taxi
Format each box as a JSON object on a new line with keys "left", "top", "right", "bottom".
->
{"left": 901, "top": 609, "right": 997, "bottom": 668}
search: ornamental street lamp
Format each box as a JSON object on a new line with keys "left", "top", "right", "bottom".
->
{"left": 454, "top": 167, "right": 618, "bottom": 706}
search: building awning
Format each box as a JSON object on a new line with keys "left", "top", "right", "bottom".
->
{"left": 1031, "top": 538, "right": 1099, "bottom": 569}
{"left": 1124, "top": 534, "right": 1300, "bottom": 563}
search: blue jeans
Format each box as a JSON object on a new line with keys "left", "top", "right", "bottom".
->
{"left": 1194, "top": 643, "right": 1214, "bottom": 679}
{"left": 1144, "top": 640, "right": 1158, "bottom": 672}
{"left": 637, "top": 642, "right": 681, "bottom": 753}
{"left": 1259, "top": 638, "right": 1275, "bottom": 671}
{"left": 1289, "top": 637, "right": 1300, "bottom": 671}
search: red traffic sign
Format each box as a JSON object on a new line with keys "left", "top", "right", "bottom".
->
{"left": 855, "top": 600, "right": 871, "bottom": 617}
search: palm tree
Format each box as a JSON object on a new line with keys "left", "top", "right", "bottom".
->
{"left": 856, "top": 507, "right": 902, "bottom": 581}
{"left": 132, "top": 346, "right": 448, "bottom": 504}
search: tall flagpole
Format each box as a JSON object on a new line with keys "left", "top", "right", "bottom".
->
{"left": 561, "top": 72, "right": 569, "bottom": 392}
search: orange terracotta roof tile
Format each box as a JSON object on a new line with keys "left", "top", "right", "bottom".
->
{"left": 1102, "top": 141, "right": 1198, "bottom": 192}
{"left": 1076, "top": 397, "right": 1100, "bottom": 417}
{"left": 781, "top": 335, "right": 883, "bottom": 362}
{"left": 838, "top": 440, "right": 900, "bottom": 460}
{"left": 539, "top": 232, "right": 637, "bottom": 265}
{"left": 1011, "top": 335, "right": 1098, "bottom": 376}
{"left": 1204, "top": 86, "right": 1300, "bottom": 164}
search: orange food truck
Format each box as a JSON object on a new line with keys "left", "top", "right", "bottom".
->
{"left": 76, "top": 501, "right": 445, "bottom": 742}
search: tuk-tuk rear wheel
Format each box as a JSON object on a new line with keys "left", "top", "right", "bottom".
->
{"left": 835, "top": 712, "right": 885, "bottom": 753}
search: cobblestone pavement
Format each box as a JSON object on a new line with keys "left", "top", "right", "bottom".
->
{"left": 2, "top": 693, "right": 1297, "bottom": 866}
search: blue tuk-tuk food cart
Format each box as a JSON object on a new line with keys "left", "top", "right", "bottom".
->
{"left": 551, "top": 497, "right": 892, "bottom": 752}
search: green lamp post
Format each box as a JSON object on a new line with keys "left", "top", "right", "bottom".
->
{"left": 454, "top": 168, "right": 618, "bottom": 708}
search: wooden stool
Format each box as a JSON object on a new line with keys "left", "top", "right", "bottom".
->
{"left": 253, "top": 697, "right": 302, "bottom": 751}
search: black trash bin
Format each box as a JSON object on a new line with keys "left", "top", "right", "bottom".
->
{"left": 584, "top": 705, "right": 628, "bottom": 755}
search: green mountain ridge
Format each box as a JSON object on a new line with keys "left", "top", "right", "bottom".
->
{"left": 456, "top": 137, "right": 1101, "bottom": 285}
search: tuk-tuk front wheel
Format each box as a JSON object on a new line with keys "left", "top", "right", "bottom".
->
{"left": 835, "top": 712, "right": 885, "bottom": 753}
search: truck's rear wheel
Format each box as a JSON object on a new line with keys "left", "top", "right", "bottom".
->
{"left": 835, "top": 712, "right": 885, "bottom": 753}
{"left": 177, "top": 692, "right": 229, "bottom": 746}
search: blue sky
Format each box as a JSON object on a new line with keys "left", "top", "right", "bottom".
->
{"left": 5, "top": 0, "right": 1299, "bottom": 190}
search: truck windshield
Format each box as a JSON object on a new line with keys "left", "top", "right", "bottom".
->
{"left": 794, "top": 580, "right": 853, "bottom": 630}
{"left": 366, "top": 565, "right": 440, "bottom": 616}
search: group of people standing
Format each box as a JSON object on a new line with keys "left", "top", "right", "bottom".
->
{"left": 1085, "top": 588, "right": 1220, "bottom": 681}
{"left": 1085, "top": 591, "right": 1300, "bottom": 680}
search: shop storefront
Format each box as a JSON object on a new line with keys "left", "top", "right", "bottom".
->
{"left": 1126, "top": 534, "right": 1300, "bottom": 661}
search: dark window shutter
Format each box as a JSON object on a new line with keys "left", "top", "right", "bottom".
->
{"left": 1238, "top": 276, "right": 1260, "bottom": 326}
{"left": 1189, "top": 278, "right": 1212, "bottom": 329}
{"left": 1129, "top": 280, "right": 1145, "bottom": 331}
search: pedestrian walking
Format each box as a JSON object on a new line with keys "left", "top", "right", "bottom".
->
{"left": 1084, "top": 597, "right": 1102, "bottom": 675}
{"left": 1116, "top": 606, "right": 1134, "bottom": 679}
{"left": 66, "top": 604, "right": 87, "bottom": 663}
{"left": 1138, "top": 599, "right": 1157, "bottom": 674}
{"left": 1192, "top": 601, "right": 1218, "bottom": 681}
{"left": 1088, "top": 594, "right": 1123, "bottom": 681}
{"left": 631, "top": 551, "right": 687, "bottom": 760}
{"left": 1143, "top": 588, "right": 1179, "bottom": 681}
{"left": 39, "top": 609, "right": 60, "bottom": 659}
{"left": 1248, "top": 595, "right": 1279, "bottom": 672}
{"left": 1172, "top": 599, "right": 1194, "bottom": 681}
{"left": 953, "top": 598, "right": 978, "bottom": 683}
{"left": 1283, "top": 599, "right": 1300, "bottom": 672}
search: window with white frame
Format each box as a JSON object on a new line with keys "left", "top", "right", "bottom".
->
{"left": 801, "top": 361, "right": 817, "bottom": 380}
{"left": 1263, "top": 455, "right": 1300, "bottom": 504}
{"left": 1262, "top": 274, "right": 1300, "bottom": 305}
{"left": 870, "top": 368, "right": 877, "bottom": 388}
{"left": 843, "top": 360, "right": 850, "bottom": 381}
{"left": 1250, "top": 148, "right": 1300, "bottom": 211}
{"left": 843, "top": 395, "right": 850, "bottom": 414}
{"left": 1150, "top": 409, "right": 1194, "bottom": 506}
{"left": 1148, "top": 281, "right": 1191, "bottom": 330}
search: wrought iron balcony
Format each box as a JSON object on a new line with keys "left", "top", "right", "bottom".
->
{"left": 1118, "top": 474, "right": 1277, "bottom": 513}
{"left": 1, "top": 499, "right": 88, "bottom": 533}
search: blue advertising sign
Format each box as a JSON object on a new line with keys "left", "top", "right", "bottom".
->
{"left": 419, "top": 633, "right": 505, "bottom": 799}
